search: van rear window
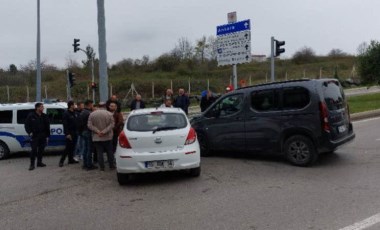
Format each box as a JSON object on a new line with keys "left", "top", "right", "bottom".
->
{"left": 323, "top": 81, "right": 345, "bottom": 110}
{"left": 0, "top": 111, "right": 12, "bottom": 123}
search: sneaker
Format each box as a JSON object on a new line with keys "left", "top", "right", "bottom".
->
{"left": 59, "top": 162, "right": 64, "bottom": 167}
{"left": 37, "top": 162, "right": 46, "bottom": 167}
{"left": 100, "top": 168, "right": 105, "bottom": 171}
{"left": 29, "top": 165, "right": 35, "bottom": 171}
{"left": 68, "top": 160, "right": 79, "bottom": 164}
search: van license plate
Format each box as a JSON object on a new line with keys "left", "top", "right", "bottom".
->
{"left": 145, "top": 160, "right": 174, "bottom": 169}
{"left": 338, "top": 125, "right": 346, "bottom": 133}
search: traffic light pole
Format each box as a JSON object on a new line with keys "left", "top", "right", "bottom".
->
{"left": 271, "top": 36, "right": 275, "bottom": 82}
{"left": 66, "top": 70, "right": 71, "bottom": 101}
{"left": 91, "top": 57, "right": 96, "bottom": 104}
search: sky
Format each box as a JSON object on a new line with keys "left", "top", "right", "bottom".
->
{"left": 1, "top": 0, "right": 380, "bottom": 70}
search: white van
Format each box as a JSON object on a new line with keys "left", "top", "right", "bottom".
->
{"left": 0, "top": 102, "right": 67, "bottom": 159}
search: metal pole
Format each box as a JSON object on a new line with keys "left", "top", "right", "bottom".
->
{"left": 7, "top": 86, "right": 10, "bottom": 102}
{"left": 26, "top": 86, "right": 30, "bottom": 102}
{"left": 97, "top": 0, "right": 108, "bottom": 102}
{"left": 249, "top": 75, "right": 252, "bottom": 85}
{"left": 152, "top": 81, "right": 154, "bottom": 99}
{"left": 207, "top": 79, "right": 209, "bottom": 91}
{"left": 233, "top": 65, "right": 237, "bottom": 89}
{"left": 110, "top": 83, "right": 113, "bottom": 97}
{"left": 87, "top": 85, "right": 90, "bottom": 99}
{"left": 270, "top": 36, "right": 275, "bottom": 82}
{"left": 91, "top": 57, "right": 95, "bottom": 104}
{"left": 36, "top": 0, "right": 41, "bottom": 102}
{"left": 170, "top": 80, "right": 173, "bottom": 91}
{"left": 44, "top": 85, "right": 47, "bottom": 99}
{"left": 66, "top": 70, "right": 71, "bottom": 101}
{"left": 188, "top": 78, "right": 191, "bottom": 95}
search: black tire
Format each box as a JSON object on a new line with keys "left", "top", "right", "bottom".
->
{"left": 284, "top": 135, "right": 317, "bottom": 166}
{"left": 0, "top": 141, "right": 10, "bottom": 160}
{"left": 189, "top": 166, "right": 201, "bottom": 177}
{"left": 198, "top": 134, "right": 211, "bottom": 157}
{"left": 117, "top": 173, "right": 130, "bottom": 185}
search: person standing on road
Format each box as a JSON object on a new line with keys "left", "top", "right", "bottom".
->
{"left": 106, "top": 95, "right": 122, "bottom": 113}
{"left": 59, "top": 101, "right": 79, "bottom": 167}
{"left": 24, "top": 102, "right": 50, "bottom": 171}
{"left": 130, "top": 94, "right": 146, "bottom": 111}
{"left": 78, "top": 100, "right": 98, "bottom": 170}
{"left": 174, "top": 88, "right": 190, "bottom": 114}
{"left": 200, "top": 90, "right": 216, "bottom": 112}
{"left": 160, "top": 98, "right": 173, "bottom": 108}
{"left": 74, "top": 101, "right": 84, "bottom": 161}
{"left": 108, "top": 101, "right": 124, "bottom": 153}
{"left": 87, "top": 102, "right": 115, "bottom": 171}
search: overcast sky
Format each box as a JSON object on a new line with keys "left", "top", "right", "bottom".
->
{"left": 1, "top": 0, "right": 380, "bottom": 69}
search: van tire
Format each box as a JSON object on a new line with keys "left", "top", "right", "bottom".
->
{"left": 0, "top": 141, "right": 10, "bottom": 160}
{"left": 284, "top": 135, "right": 317, "bottom": 166}
{"left": 198, "top": 134, "right": 211, "bottom": 157}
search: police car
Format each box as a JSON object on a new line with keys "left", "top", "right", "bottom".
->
{"left": 0, "top": 102, "right": 67, "bottom": 160}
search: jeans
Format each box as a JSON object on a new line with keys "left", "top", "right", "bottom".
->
{"left": 74, "top": 134, "right": 84, "bottom": 159}
{"left": 81, "top": 130, "right": 93, "bottom": 168}
{"left": 93, "top": 140, "right": 114, "bottom": 170}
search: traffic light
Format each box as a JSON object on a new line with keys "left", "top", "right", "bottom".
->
{"left": 73, "top": 38, "right": 80, "bottom": 52}
{"left": 275, "top": 40, "right": 285, "bottom": 57}
{"left": 68, "top": 72, "right": 75, "bottom": 88}
{"left": 91, "top": 82, "right": 97, "bottom": 89}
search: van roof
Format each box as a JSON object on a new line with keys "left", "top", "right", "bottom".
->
{"left": 236, "top": 78, "right": 339, "bottom": 91}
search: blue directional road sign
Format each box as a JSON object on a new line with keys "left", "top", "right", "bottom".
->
{"left": 217, "top": 19, "right": 251, "bottom": 36}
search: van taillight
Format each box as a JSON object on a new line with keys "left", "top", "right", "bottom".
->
{"left": 119, "top": 131, "right": 131, "bottom": 148}
{"left": 319, "top": 102, "right": 330, "bottom": 132}
{"left": 185, "top": 128, "right": 197, "bottom": 145}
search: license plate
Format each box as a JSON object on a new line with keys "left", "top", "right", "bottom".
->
{"left": 145, "top": 160, "right": 174, "bottom": 169}
{"left": 338, "top": 125, "right": 346, "bottom": 133}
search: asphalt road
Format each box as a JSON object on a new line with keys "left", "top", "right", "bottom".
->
{"left": 1, "top": 118, "right": 380, "bottom": 230}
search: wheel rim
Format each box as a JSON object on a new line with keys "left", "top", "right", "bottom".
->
{"left": 288, "top": 140, "right": 310, "bottom": 163}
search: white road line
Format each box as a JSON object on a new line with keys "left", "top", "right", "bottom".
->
{"left": 339, "top": 212, "right": 380, "bottom": 230}
{"left": 376, "top": 139, "right": 380, "bottom": 141}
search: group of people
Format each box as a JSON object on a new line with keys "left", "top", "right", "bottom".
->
{"left": 24, "top": 88, "right": 216, "bottom": 171}
{"left": 24, "top": 95, "right": 124, "bottom": 171}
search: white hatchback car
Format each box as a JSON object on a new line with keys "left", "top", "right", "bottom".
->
{"left": 115, "top": 107, "right": 201, "bottom": 184}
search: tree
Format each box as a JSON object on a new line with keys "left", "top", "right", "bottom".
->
{"left": 82, "top": 45, "right": 96, "bottom": 68}
{"left": 172, "top": 37, "right": 193, "bottom": 60}
{"left": 9, "top": 64, "right": 18, "bottom": 74}
{"left": 195, "top": 36, "right": 208, "bottom": 63}
{"left": 357, "top": 40, "right": 380, "bottom": 84}
{"left": 328, "top": 49, "right": 347, "bottom": 58}
{"left": 357, "top": 42, "right": 368, "bottom": 56}
{"left": 292, "top": 46, "right": 317, "bottom": 64}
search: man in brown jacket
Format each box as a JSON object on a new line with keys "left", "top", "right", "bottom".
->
{"left": 108, "top": 101, "right": 124, "bottom": 153}
{"left": 87, "top": 102, "right": 115, "bottom": 171}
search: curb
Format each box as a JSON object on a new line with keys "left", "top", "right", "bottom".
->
{"left": 350, "top": 109, "right": 380, "bottom": 121}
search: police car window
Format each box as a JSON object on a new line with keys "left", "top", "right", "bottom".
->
{"left": 47, "top": 108, "right": 64, "bottom": 124}
{"left": 251, "top": 90, "right": 280, "bottom": 111}
{"left": 17, "top": 109, "right": 35, "bottom": 124}
{"left": 0, "top": 110, "right": 12, "bottom": 123}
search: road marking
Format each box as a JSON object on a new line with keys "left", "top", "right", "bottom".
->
{"left": 339, "top": 212, "right": 380, "bottom": 230}
{"left": 376, "top": 139, "right": 380, "bottom": 141}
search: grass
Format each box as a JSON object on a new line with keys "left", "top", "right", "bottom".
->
{"left": 347, "top": 92, "right": 380, "bottom": 114}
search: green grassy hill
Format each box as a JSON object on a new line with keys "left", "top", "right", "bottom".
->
{"left": 0, "top": 55, "right": 358, "bottom": 104}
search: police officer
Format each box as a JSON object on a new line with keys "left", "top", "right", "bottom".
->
{"left": 59, "top": 101, "right": 79, "bottom": 167}
{"left": 24, "top": 102, "right": 50, "bottom": 171}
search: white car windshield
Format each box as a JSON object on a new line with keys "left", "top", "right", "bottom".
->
{"left": 127, "top": 112, "right": 188, "bottom": 132}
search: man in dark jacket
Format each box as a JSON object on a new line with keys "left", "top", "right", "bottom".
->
{"left": 130, "top": 94, "right": 145, "bottom": 111}
{"left": 78, "top": 99, "right": 97, "bottom": 170}
{"left": 200, "top": 90, "right": 216, "bottom": 112}
{"left": 24, "top": 102, "right": 50, "bottom": 170}
{"left": 174, "top": 88, "right": 190, "bottom": 114}
{"left": 59, "top": 101, "right": 79, "bottom": 167}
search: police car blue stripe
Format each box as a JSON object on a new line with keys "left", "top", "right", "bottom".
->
{"left": 0, "top": 132, "right": 65, "bottom": 147}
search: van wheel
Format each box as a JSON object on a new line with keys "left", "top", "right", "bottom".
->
{"left": 117, "top": 173, "right": 130, "bottom": 185}
{"left": 198, "top": 134, "right": 211, "bottom": 157}
{"left": 0, "top": 141, "right": 10, "bottom": 160}
{"left": 284, "top": 135, "right": 317, "bottom": 166}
